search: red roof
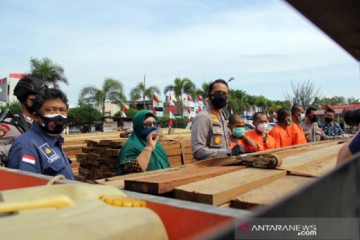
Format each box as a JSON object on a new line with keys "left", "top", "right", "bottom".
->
{"left": 321, "top": 104, "right": 360, "bottom": 111}
{"left": 9, "top": 73, "right": 24, "bottom": 79}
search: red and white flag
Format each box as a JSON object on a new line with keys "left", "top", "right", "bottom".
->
{"left": 266, "top": 110, "right": 270, "bottom": 121}
{"left": 121, "top": 104, "right": 128, "bottom": 112}
{"left": 273, "top": 109, "right": 277, "bottom": 119}
{"left": 197, "top": 95, "right": 203, "bottom": 112}
{"left": 169, "top": 94, "right": 175, "bottom": 127}
{"left": 153, "top": 93, "right": 160, "bottom": 108}
{"left": 230, "top": 105, "right": 234, "bottom": 114}
{"left": 187, "top": 95, "right": 193, "bottom": 102}
{"left": 169, "top": 118, "right": 174, "bottom": 127}
{"left": 243, "top": 107, "right": 247, "bottom": 116}
{"left": 152, "top": 107, "right": 157, "bottom": 115}
{"left": 22, "top": 154, "right": 36, "bottom": 164}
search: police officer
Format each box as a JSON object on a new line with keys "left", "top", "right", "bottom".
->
{"left": 6, "top": 88, "right": 74, "bottom": 180}
{"left": 0, "top": 76, "right": 46, "bottom": 165}
{"left": 191, "top": 79, "right": 241, "bottom": 161}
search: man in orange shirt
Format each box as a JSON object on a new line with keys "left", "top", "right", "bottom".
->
{"left": 228, "top": 114, "right": 258, "bottom": 153}
{"left": 269, "top": 108, "right": 292, "bottom": 148}
{"left": 288, "top": 104, "right": 307, "bottom": 145}
{"left": 244, "top": 112, "right": 277, "bottom": 152}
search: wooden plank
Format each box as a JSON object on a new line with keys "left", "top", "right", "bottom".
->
{"left": 173, "top": 168, "right": 287, "bottom": 205}
{"left": 180, "top": 141, "right": 186, "bottom": 165}
{"left": 229, "top": 157, "right": 338, "bottom": 209}
{"left": 172, "top": 143, "right": 343, "bottom": 206}
{"left": 165, "top": 148, "right": 182, "bottom": 156}
{"left": 229, "top": 175, "right": 313, "bottom": 209}
{"left": 125, "top": 165, "right": 245, "bottom": 194}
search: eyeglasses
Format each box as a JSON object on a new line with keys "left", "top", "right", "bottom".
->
{"left": 143, "top": 121, "right": 160, "bottom": 128}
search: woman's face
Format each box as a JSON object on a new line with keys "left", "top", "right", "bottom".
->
{"left": 143, "top": 116, "right": 158, "bottom": 129}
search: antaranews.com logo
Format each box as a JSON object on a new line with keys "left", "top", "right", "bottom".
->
{"left": 238, "top": 222, "right": 317, "bottom": 237}
{"left": 234, "top": 218, "right": 359, "bottom": 240}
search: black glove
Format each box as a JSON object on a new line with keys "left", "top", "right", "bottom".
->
{"left": 231, "top": 144, "right": 245, "bottom": 156}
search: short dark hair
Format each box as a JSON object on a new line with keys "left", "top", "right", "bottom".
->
{"left": 305, "top": 106, "right": 317, "bottom": 115}
{"left": 277, "top": 108, "right": 291, "bottom": 122}
{"left": 33, "top": 88, "right": 68, "bottom": 115}
{"left": 291, "top": 104, "right": 303, "bottom": 114}
{"left": 253, "top": 112, "right": 266, "bottom": 122}
{"left": 208, "top": 79, "right": 229, "bottom": 95}
{"left": 325, "top": 108, "right": 335, "bottom": 114}
{"left": 229, "top": 114, "right": 243, "bottom": 125}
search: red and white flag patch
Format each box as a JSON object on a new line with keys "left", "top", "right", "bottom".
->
{"left": 22, "top": 154, "right": 36, "bottom": 164}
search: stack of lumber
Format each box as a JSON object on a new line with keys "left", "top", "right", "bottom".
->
{"left": 97, "top": 139, "right": 348, "bottom": 210}
{"left": 75, "top": 139, "right": 126, "bottom": 182}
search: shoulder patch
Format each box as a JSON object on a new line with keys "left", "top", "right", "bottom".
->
{"left": 0, "top": 124, "right": 10, "bottom": 137}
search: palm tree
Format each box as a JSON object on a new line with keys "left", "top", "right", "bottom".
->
{"left": 79, "top": 77, "right": 126, "bottom": 116}
{"left": 129, "top": 81, "right": 160, "bottom": 109}
{"left": 194, "top": 81, "right": 211, "bottom": 106}
{"left": 29, "top": 57, "right": 69, "bottom": 86}
{"left": 164, "top": 77, "right": 195, "bottom": 116}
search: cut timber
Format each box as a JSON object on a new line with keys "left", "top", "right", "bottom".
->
{"left": 173, "top": 143, "right": 343, "bottom": 206}
{"left": 95, "top": 166, "right": 184, "bottom": 189}
{"left": 229, "top": 175, "right": 313, "bottom": 209}
{"left": 173, "top": 168, "right": 287, "bottom": 205}
{"left": 125, "top": 166, "right": 245, "bottom": 194}
{"left": 229, "top": 145, "right": 341, "bottom": 209}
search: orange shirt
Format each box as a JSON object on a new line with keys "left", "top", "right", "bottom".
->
{"left": 229, "top": 138, "right": 250, "bottom": 152}
{"left": 244, "top": 130, "right": 277, "bottom": 152}
{"left": 288, "top": 122, "right": 307, "bottom": 145}
{"left": 269, "top": 125, "right": 292, "bottom": 148}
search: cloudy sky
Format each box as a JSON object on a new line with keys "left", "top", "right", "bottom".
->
{"left": 1, "top": 0, "right": 359, "bottom": 105}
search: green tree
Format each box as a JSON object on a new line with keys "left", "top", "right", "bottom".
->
{"left": 194, "top": 81, "right": 211, "bottom": 106}
{"left": 129, "top": 81, "right": 160, "bottom": 109}
{"left": 347, "top": 97, "right": 360, "bottom": 104}
{"left": 29, "top": 57, "right": 68, "bottom": 86}
{"left": 0, "top": 102, "right": 21, "bottom": 114}
{"left": 286, "top": 80, "right": 321, "bottom": 109}
{"left": 164, "top": 77, "right": 195, "bottom": 116}
{"left": 79, "top": 78, "right": 126, "bottom": 116}
{"left": 67, "top": 105, "right": 102, "bottom": 131}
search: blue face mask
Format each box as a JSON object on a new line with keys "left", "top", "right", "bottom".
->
{"left": 233, "top": 127, "right": 245, "bottom": 137}
{"left": 139, "top": 126, "right": 158, "bottom": 137}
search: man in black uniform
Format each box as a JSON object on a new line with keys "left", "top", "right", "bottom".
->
{"left": 0, "top": 76, "right": 46, "bottom": 165}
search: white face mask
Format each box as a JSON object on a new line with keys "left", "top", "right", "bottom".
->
{"left": 257, "top": 123, "right": 268, "bottom": 133}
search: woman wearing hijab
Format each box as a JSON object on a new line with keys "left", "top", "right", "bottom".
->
{"left": 117, "top": 110, "right": 170, "bottom": 175}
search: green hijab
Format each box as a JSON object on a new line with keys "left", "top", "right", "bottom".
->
{"left": 117, "top": 110, "right": 169, "bottom": 175}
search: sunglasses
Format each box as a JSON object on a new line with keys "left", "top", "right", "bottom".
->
{"left": 143, "top": 121, "right": 160, "bottom": 128}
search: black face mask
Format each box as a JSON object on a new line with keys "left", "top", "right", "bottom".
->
{"left": 210, "top": 94, "right": 228, "bottom": 109}
{"left": 325, "top": 117, "right": 333, "bottom": 123}
{"left": 40, "top": 114, "right": 67, "bottom": 136}
{"left": 310, "top": 116, "right": 317, "bottom": 123}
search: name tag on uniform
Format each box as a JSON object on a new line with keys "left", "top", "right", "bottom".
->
{"left": 39, "top": 143, "right": 60, "bottom": 163}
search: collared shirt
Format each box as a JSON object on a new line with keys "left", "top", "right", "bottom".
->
{"left": 288, "top": 122, "right": 307, "bottom": 145}
{"left": 269, "top": 125, "right": 291, "bottom": 148}
{"left": 244, "top": 130, "right": 277, "bottom": 152}
{"left": 6, "top": 124, "right": 74, "bottom": 180}
{"left": 318, "top": 121, "right": 344, "bottom": 137}
{"left": 191, "top": 105, "right": 230, "bottom": 161}
{"left": 300, "top": 122, "right": 327, "bottom": 142}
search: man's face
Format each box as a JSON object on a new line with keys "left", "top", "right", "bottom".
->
{"left": 253, "top": 114, "right": 268, "bottom": 128}
{"left": 307, "top": 110, "right": 317, "bottom": 123}
{"left": 207, "top": 82, "right": 229, "bottom": 109}
{"left": 324, "top": 111, "right": 335, "bottom": 122}
{"left": 39, "top": 98, "right": 68, "bottom": 117}
{"left": 295, "top": 107, "right": 304, "bottom": 119}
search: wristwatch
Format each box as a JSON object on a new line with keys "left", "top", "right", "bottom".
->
{"left": 144, "top": 146, "right": 154, "bottom": 152}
